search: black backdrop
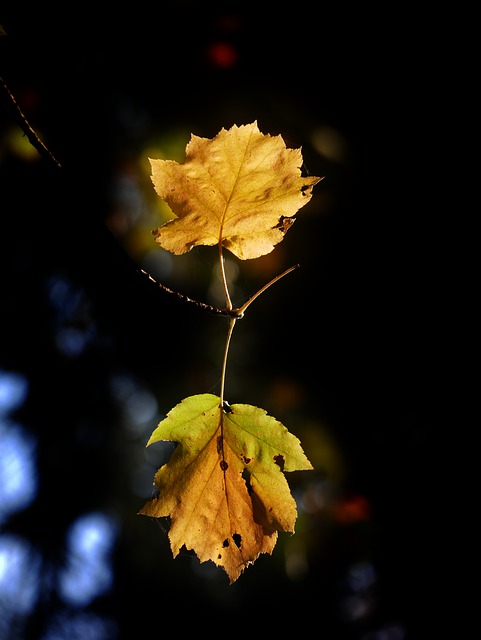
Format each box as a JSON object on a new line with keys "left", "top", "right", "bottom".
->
{"left": 1, "top": 5, "right": 437, "bottom": 639}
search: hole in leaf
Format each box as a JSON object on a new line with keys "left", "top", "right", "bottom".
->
{"left": 275, "top": 216, "right": 295, "bottom": 233}
{"left": 273, "top": 453, "right": 285, "bottom": 471}
{"left": 232, "top": 533, "right": 242, "bottom": 548}
{"left": 222, "top": 539, "right": 229, "bottom": 548}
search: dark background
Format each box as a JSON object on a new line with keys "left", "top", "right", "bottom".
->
{"left": 1, "top": 4, "right": 439, "bottom": 639}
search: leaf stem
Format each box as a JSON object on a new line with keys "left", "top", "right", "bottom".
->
{"left": 218, "top": 243, "right": 233, "bottom": 311}
{"left": 218, "top": 263, "right": 299, "bottom": 409}
{"left": 219, "top": 317, "right": 237, "bottom": 408}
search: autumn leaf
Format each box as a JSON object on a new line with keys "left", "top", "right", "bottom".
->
{"left": 149, "top": 121, "right": 321, "bottom": 260}
{"left": 139, "top": 393, "right": 313, "bottom": 583}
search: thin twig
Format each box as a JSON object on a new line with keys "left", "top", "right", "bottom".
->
{"left": 237, "top": 263, "right": 300, "bottom": 316}
{"left": 138, "top": 269, "right": 236, "bottom": 317}
{"left": 139, "top": 263, "right": 300, "bottom": 319}
{"left": 0, "top": 75, "right": 62, "bottom": 169}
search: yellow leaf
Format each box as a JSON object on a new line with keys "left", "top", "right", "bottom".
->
{"left": 149, "top": 121, "right": 322, "bottom": 260}
{"left": 139, "top": 394, "right": 313, "bottom": 583}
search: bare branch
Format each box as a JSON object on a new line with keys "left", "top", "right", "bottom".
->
{"left": 0, "top": 75, "right": 62, "bottom": 169}
{"left": 138, "top": 269, "right": 235, "bottom": 317}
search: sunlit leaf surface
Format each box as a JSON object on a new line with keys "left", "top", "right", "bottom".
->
{"left": 139, "top": 394, "right": 312, "bottom": 583}
{"left": 150, "top": 121, "right": 321, "bottom": 260}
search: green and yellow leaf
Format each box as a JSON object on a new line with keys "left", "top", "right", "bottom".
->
{"left": 139, "top": 393, "right": 312, "bottom": 583}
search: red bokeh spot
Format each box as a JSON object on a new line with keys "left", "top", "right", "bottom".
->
{"left": 207, "top": 42, "right": 238, "bottom": 68}
{"left": 333, "top": 494, "right": 371, "bottom": 524}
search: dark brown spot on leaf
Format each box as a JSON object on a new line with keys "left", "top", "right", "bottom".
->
{"left": 242, "top": 468, "right": 252, "bottom": 494}
{"left": 242, "top": 455, "right": 251, "bottom": 464}
{"left": 220, "top": 460, "right": 228, "bottom": 471}
{"left": 273, "top": 453, "right": 285, "bottom": 471}
{"left": 216, "top": 435, "right": 223, "bottom": 454}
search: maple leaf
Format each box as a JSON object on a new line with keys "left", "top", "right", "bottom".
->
{"left": 139, "top": 393, "right": 313, "bottom": 583}
{"left": 149, "top": 121, "right": 321, "bottom": 260}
